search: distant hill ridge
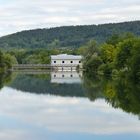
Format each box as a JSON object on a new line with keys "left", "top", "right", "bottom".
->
{"left": 0, "top": 21, "right": 140, "bottom": 49}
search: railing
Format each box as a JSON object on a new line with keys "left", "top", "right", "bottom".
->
{"left": 12, "top": 64, "right": 80, "bottom": 68}
{"left": 12, "top": 64, "right": 50, "bottom": 67}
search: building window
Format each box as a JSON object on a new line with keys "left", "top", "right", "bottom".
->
{"left": 62, "top": 61, "right": 65, "bottom": 64}
{"left": 54, "top": 61, "right": 56, "bottom": 63}
{"left": 79, "top": 61, "right": 81, "bottom": 63}
{"left": 71, "top": 61, "right": 73, "bottom": 63}
{"left": 62, "top": 75, "right": 65, "bottom": 78}
{"left": 70, "top": 74, "right": 73, "bottom": 77}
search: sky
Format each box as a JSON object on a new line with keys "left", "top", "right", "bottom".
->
{"left": 0, "top": 0, "right": 140, "bottom": 36}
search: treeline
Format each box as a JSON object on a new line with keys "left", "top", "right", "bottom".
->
{"left": 0, "top": 50, "right": 17, "bottom": 73}
{"left": 0, "top": 21, "right": 140, "bottom": 49}
{"left": 6, "top": 48, "right": 78, "bottom": 64}
{"left": 82, "top": 33, "right": 140, "bottom": 83}
{"left": 0, "top": 32, "right": 140, "bottom": 84}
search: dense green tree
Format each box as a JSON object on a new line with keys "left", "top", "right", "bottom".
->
{"left": 0, "top": 21, "right": 139, "bottom": 50}
{"left": 85, "top": 55, "right": 103, "bottom": 73}
{"left": 82, "top": 40, "right": 102, "bottom": 73}
{"left": 100, "top": 43, "right": 116, "bottom": 63}
{"left": 0, "top": 50, "right": 4, "bottom": 67}
{"left": 82, "top": 33, "right": 140, "bottom": 83}
{"left": 3, "top": 54, "right": 18, "bottom": 68}
{"left": 115, "top": 38, "right": 134, "bottom": 69}
{"left": 0, "top": 50, "right": 17, "bottom": 72}
{"left": 106, "top": 32, "right": 135, "bottom": 45}
{"left": 128, "top": 38, "right": 140, "bottom": 83}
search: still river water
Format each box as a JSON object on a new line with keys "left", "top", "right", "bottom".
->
{"left": 0, "top": 71, "right": 140, "bottom": 140}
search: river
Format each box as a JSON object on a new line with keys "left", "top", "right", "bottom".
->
{"left": 0, "top": 71, "right": 140, "bottom": 140}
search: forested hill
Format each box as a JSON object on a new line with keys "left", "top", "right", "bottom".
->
{"left": 0, "top": 21, "right": 140, "bottom": 49}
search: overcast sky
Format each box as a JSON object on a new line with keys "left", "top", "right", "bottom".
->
{"left": 0, "top": 0, "right": 140, "bottom": 36}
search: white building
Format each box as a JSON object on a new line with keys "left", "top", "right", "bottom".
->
{"left": 51, "top": 54, "right": 82, "bottom": 71}
{"left": 51, "top": 71, "right": 83, "bottom": 84}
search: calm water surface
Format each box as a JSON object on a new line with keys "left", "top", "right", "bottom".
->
{"left": 0, "top": 71, "right": 140, "bottom": 140}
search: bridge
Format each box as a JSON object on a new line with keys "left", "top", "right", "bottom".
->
{"left": 12, "top": 64, "right": 51, "bottom": 69}
{"left": 11, "top": 64, "right": 80, "bottom": 71}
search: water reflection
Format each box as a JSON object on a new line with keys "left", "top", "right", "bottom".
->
{"left": 0, "top": 87, "right": 140, "bottom": 140}
{"left": 0, "top": 71, "right": 140, "bottom": 140}
{"left": 0, "top": 72, "right": 13, "bottom": 90}
{"left": 84, "top": 72, "right": 140, "bottom": 114}
{"left": 51, "top": 71, "right": 82, "bottom": 84}
{"left": 0, "top": 71, "right": 140, "bottom": 117}
{"left": 8, "top": 71, "right": 85, "bottom": 97}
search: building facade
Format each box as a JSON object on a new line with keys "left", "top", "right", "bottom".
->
{"left": 51, "top": 71, "right": 82, "bottom": 84}
{"left": 51, "top": 54, "right": 82, "bottom": 71}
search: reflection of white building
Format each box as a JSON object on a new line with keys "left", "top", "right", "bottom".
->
{"left": 51, "top": 71, "right": 83, "bottom": 84}
{"left": 51, "top": 54, "right": 82, "bottom": 71}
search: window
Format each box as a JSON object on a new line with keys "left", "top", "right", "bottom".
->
{"left": 71, "top": 61, "right": 73, "bottom": 63}
{"left": 62, "top": 61, "right": 65, "bottom": 63}
{"left": 79, "top": 61, "right": 81, "bottom": 63}
{"left": 70, "top": 74, "right": 73, "bottom": 77}
{"left": 54, "top": 61, "right": 56, "bottom": 63}
{"left": 62, "top": 75, "right": 65, "bottom": 78}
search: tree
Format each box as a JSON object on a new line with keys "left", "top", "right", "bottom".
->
{"left": 115, "top": 38, "right": 134, "bottom": 69}
{"left": 4, "top": 54, "right": 18, "bottom": 68}
{"left": 85, "top": 55, "right": 103, "bottom": 73}
{"left": 84, "top": 40, "right": 99, "bottom": 60}
{"left": 129, "top": 38, "right": 140, "bottom": 83}
{"left": 100, "top": 43, "right": 116, "bottom": 63}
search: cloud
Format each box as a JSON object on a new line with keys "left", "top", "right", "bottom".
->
{"left": 0, "top": 87, "right": 140, "bottom": 140}
{"left": 0, "top": 0, "right": 140, "bottom": 36}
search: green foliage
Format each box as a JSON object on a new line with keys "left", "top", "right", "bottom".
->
{"left": 106, "top": 32, "right": 135, "bottom": 45}
{"left": 128, "top": 38, "right": 140, "bottom": 83}
{"left": 0, "top": 50, "right": 4, "bottom": 66}
{"left": 3, "top": 54, "right": 18, "bottom": 68}
{"left": 98, "top": 63, "right": 114, "bottom": 76}
{"left": 0, "top": 72, "right": 13, "bottom": 89}
{"left": 103, "top": 77, "right": 140, "bottom": 115}
{"left": 82, "top": 40, "right": 102, "bottom": 73}
{"left": 83, "top": 72, "right": 140, "bottom": 116}
{"left": 0, "top": 21, "right": 140, "bottom": 49}
{"left": 0, "top": 50, "right": 17, "bottom": 72}
{"left": 85, "top": 55, "right": 103, "bottom": 73}
{"left": 115, "top": 38, "right": 134, "bottom": 69}
{"left": 100, "top": 43, "right": 116, "bottom": 63}
{"left": 83, "top": 32, "right": 140, "bottom": 84}
{"left": 7, "top": 48, "right": 79, "bottom": 64}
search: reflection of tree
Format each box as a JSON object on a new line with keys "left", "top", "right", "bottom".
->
{"left": 9, "top": 74, "right": 86, "bottom": 97}
{"left": 8, "top": 71, "right": 140, "bottom": 117}
{"left": 0, "top": 72, "right": 12, "bottom": 90}
{"left": 83, "top": 72, "right": 140, "bottom": 116}
{"left": 105, "top": 78, "right": 140, "bottom": 115}
{"left": 82, "top": 73, "right": 104, "bottom": 101}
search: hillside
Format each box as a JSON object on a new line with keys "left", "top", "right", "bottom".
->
{"left": 0, "top": 21, "right": 140, "bottom": 49}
